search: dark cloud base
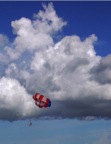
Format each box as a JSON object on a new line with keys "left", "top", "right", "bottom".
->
{"left": 30, "top": 99, "right": 111, "bottom": 121}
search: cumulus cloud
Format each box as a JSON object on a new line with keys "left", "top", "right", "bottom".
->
{"left": 6, "top": 2, "right": 66, "bottom": 60}
{"left": 90, "top": 54, "right": 111, "bottom": 84}
{"left": 0, "top": 34, "right": 8, "bottom": 47}
{"left": 0, "top": 77, "right": 35, "bottom": 121}
{"left": 0, "top": 2, "right": 111, "bottom": 121}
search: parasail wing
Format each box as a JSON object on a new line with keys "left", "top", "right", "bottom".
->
{"left": 33, "top": 93, "right": 51, "bottom": 108}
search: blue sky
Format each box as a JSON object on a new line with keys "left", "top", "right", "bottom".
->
{"left": 1, "top": 119, "right": 111, "bottom": 144}
{"left": 0, "top": 1, "right": 111, "bottom": 144}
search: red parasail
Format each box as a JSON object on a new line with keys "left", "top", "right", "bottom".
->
{"left": 33, "top": 93, "right": 51, "bottom": 108}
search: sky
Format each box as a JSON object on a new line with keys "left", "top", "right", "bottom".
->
{"left": 0, "top": 1, "right": 111, "bottom": 144}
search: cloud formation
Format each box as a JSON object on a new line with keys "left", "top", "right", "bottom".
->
{"left": 0, "top": 3, "right": 111, "bottom": 121}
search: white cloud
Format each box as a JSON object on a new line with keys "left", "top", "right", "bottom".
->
{"left": 0, "top": 77, "right": 37, "bottom": 121}
{"left": 6, "top": 3, "right": 66, "bottom": 60}
{"left": 0, "top": 34, "right": 8, "bottom": 47}
{"left": 33, "top": 2, "right": 67, "bottom": 34}
{"left": 90, "top": 54, "right": 111, "bottom": 84}
{"left": 0, "top": 34, "right": 9, "bottom": 63}
{"left": 0, "top": 2, "right": 111, "bottom": 121}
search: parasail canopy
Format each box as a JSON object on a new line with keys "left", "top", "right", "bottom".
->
{"left": 33, "top": 93, "right": 51, "bottom": 108}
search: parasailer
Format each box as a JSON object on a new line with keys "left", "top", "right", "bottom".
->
{"left": 33, "top": 93, "right": 51, "bottom": 108}
{"left": 29, "top": 120, "right": 32, "bottom": 126}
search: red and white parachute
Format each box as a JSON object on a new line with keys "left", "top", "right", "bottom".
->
{"left": 33, "top": 93, "right": 51, "bottom": 108}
